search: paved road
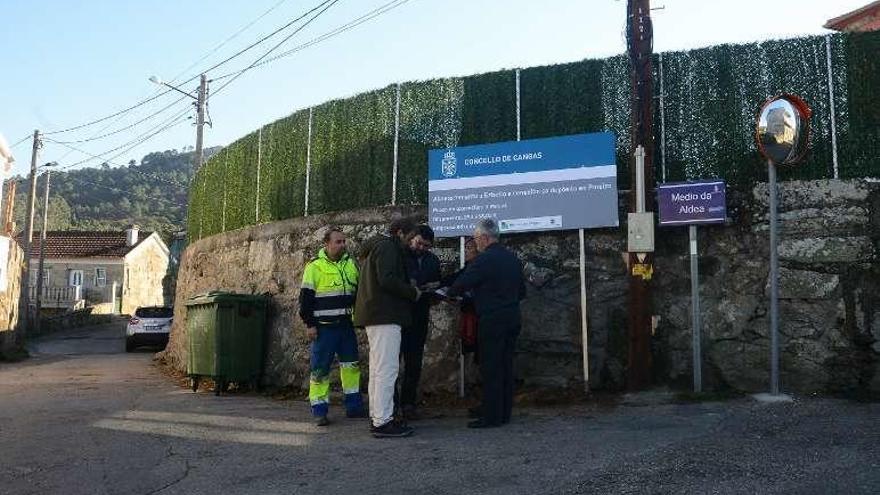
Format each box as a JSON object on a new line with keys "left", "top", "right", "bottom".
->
{"left": 1, "top": 323, "right": 878, "bottom": 495}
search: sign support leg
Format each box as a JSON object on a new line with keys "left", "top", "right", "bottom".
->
{"left": 579, "top": 228, "right": 590, "bottom": 393}
{"left": 689, "top": 225, "right": 701, "bottom": 393}
{"left": 459, "top": 236, "right": 465, "bottom": 399}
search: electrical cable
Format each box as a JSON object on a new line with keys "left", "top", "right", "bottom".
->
{"left": 215, "top": 0, "right": 414, "bottom": 79}
{"left": 42, "top": 90, "right": 174, "bottom": 136}
{"left": 167, "top": 0, "right": 293, "bottom": 84}
{"left": 52, "top": 109, "right": 192, "bottom": 171}
{"left": 9, "top": 134, "right": 33, "bottom": 149}
{"left": 210, "top": 0, "right": 341, "bottom": 98}
{"left": 51, "top": 95, "right": 192, "bottom": 145}
{"left": 194, "top": 0, "right": 334, "bottom": 85}
{"left": 39, "top": 0, "right": 330, "bottom": 137}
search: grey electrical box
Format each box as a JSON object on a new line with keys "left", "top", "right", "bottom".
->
{"left": 627, "top": 212, "right": 655, "bottom": 252}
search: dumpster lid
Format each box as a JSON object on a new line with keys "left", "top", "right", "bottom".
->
{"left": 185, "top": 291, "right": 268, "bottom": 306}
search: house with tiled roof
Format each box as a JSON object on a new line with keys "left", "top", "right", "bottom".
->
{"left": 18, "top": 226, "right": 170, "bottom": 314}
{"left": 825, "top": 1, "right": 880, "bottom": 32}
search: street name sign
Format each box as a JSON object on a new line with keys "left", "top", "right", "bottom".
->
{"left": 657, "top": 180, "right": 727, "bottom": 226}
{"left": 428, "top": 132, "right": 619, "bottom": 237}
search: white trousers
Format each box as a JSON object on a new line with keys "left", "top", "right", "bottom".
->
{"left": 365, "top": 324, "right": 401, "bottom": 428}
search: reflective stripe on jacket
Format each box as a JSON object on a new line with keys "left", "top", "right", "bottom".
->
{"left": 299, "top": 248, "right": 359, "bottom": 327}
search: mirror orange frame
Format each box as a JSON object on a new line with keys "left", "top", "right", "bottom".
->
{"left": 755, "top": 93, "right": 812, "bottom": 166}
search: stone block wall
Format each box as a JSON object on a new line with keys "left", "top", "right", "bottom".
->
{"left": 163, "top": 179, "right": 880, "bottom": 396}
{"left": 0, "top": 238, "right": 25, "bottom": 359}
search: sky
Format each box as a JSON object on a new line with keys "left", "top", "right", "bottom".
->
{"left": 0, "top": 0, "right": 868, "bottom": 177}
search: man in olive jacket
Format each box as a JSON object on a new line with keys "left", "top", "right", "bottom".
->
{"left": 353, "top": 217, "right": 420, "bottom": 438}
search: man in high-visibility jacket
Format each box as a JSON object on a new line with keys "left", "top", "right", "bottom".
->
{"left": 299, "top": 227, "right": 366, "bottom": 426}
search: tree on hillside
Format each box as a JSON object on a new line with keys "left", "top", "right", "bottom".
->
{"left": 3, "top": 146, "right": 221, "bottom": 236}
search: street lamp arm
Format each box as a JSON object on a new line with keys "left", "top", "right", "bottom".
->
{"left": 160, "top": 82, "right": 198, "bottom": 100}
{"left": 149, "top": 75, "right": 198, "bottom": 101}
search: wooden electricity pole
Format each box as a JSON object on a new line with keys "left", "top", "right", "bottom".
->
{"left": 22, "top": 130, "right": 40, "bottom": 335}
{"left": 626, "top": 0, "right": 655, "bottom": 390}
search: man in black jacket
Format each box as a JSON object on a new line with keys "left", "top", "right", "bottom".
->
{"left": 353, "top": 217, "right": 420, "bottom": 438}
{"left": 448, "top": 218, "right": 526, "bottom": 428}
{"left": 399, "top": 224, "right": 441, "bottom": 419}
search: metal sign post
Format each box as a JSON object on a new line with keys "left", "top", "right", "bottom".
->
{"left": 458, "top": 236, "right": 466, "bottom": 399}
{"left": 688, "top": 225, "right": 702, "bottom": 393}
{"left": 657, "top": 180, "right": 727, "bottom": 393}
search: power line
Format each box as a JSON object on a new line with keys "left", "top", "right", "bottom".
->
{"left": 10, "top": 134, "right": 33, "bottom": 149}
{"left": 48, "top": 0, "right": 291, "bottom": 146}
{"left": 39, "top": 0, "right": 329, "bottom": 137}
{"left": 167, "top": 0, "right": 293, "bottom": 84}
{"left": 42, "top": 90, "right": 175, "bottom": 136}
{"left": 196, "top": 0, "right": 334, "bottom": 84}
{"left": 51, "top": 108, "right": 192, "bottom": 171}
{"left": 214, "top": 0, "right": 414, "bottom": 80}
{"left": 211, "top": 0, "right": 341, "bottom": 98}
{"left": 51, "top": 95, "right": 192, "bottom": 145}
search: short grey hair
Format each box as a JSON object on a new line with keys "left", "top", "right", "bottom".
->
{"left": 475, "top": 218, "right": 500, "bottom": 239}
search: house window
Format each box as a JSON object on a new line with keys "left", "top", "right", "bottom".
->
{"left": 95, "top": 268, "right": 107, "bottom": 287}
{"left": 69, "top": 270, "right": 84, "bottom": 287}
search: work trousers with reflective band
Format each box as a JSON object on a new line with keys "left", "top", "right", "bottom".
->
{"left": 365, "top": 324, "right": 402, "bottom": 428}
{"left": 309, "top": 321, "right": 364, "bottom": 418}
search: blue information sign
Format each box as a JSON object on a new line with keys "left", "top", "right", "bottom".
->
{"left": 428, "top": 132, "right": 619, "bottom": 237}
{"left": 657, "top": 181, "right": 727, "bottom": 226}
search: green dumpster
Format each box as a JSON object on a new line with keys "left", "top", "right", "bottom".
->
{"left": 185, "top": 291, "right": 269, "bottom": 395}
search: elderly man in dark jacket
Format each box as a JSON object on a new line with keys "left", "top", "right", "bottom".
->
{"left": 447, "top": 218, "right": 526, "bottom": 428}
{"left": 354, "top": 217, "right": 420, "bottom": 438}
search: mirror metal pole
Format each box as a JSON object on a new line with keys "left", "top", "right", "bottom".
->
{"left": 768, "top": 160, "right": 780, "bottom": 395}
{"left": 689, "top": 224, "right": 702, "bottom": 393}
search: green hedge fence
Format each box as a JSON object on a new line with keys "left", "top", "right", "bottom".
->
{"left": 188, "top": 32, "right": 879, "bottom": 242}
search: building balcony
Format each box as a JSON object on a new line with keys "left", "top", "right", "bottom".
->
{"left": 29, "top": 285, "right": 85, "bottom": 311}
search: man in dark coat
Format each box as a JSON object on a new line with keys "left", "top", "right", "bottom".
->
{"left": 353, "top": 217, "right": 420, "bottom": 438}
{"left": 447, "top": 218, "right": 526, "bottom": 428}
{"left": 399, "top": 224, "right": 442, "bottom": 419}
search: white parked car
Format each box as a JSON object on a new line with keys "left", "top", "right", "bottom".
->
{"left": 125, "top": 306, "right": 174, "bottom": 352}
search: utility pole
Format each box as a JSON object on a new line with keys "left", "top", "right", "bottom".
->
{"left": 194, "top": 74, "right": 207, "bottom": 173}
{"left": 626, "top": 0, "right": 656, "bottom": 390}
{"left": 34, "top": 169, "right": 51, "bottom": 335}
{"left": 148, "top": 73, "right": 207, "bottom": 173}
{"left": 22, "top": 130, "right": 41, "bottom": 335}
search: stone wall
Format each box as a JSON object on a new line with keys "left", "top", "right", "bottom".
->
{"left": 0, "top": 238, "right": 25, "bottom": 359}
{"left": 162, "top": 179, "right": 880, "bottom": 396}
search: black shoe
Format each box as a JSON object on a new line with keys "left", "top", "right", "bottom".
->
{"left": 372, "top": 421, "right": 414, "bottom": 438}
{"left": 467, "top": 419, "right": 500, "bottom": 429}
{"left": 315, "top": 416, "right": 330, "bottom": 427}
{"left": 346, "top": 409, "right": 368, "bottom": 419}
{"left": 467, "top": 406, "right": 483, "bottom": 419}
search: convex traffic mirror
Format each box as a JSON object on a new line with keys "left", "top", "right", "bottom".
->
{"left": 756, "top": 94, "right": 811, "bottom": 166}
